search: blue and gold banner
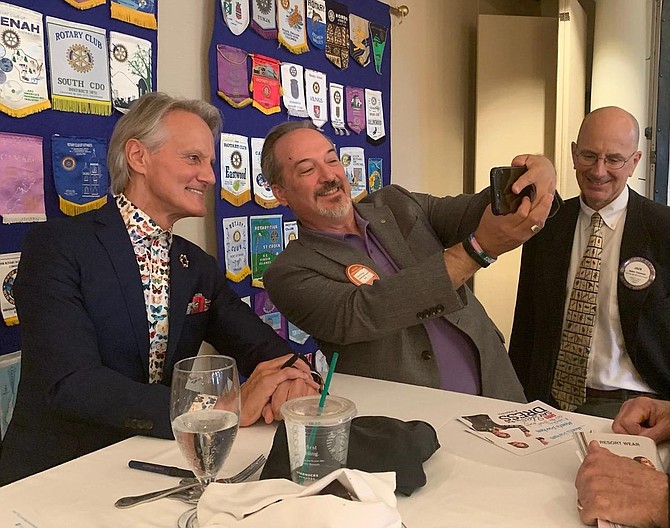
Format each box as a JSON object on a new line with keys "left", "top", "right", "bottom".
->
{"left": 111, "top": 0, "right": 157, "bottom": 30}
{"left": 51, "top": 135, "right": 108, "bottom": 216}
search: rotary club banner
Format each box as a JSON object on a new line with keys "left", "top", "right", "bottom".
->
{"left": 220, "top": 133, "right": 251, "bottom": 206}
{"left": 348, "top": 13, "right": 370, "bottom": 67}
{"left": 280, "top": 62, "right": 307, "bottom": 118}
{"left": 368, "top": 157, "right": 383, "bottom": 193}
{"left": 340, "top": 146, "right": 366, "bottom": 202}
{"left": 305, "top": 68, "right": 327, "bottom": 129}
{"left": 251, "top": 137, "right": 279, "bottom": 209}
{"left": 0, "top": 252, "right": 20, "bottom": 326}
{"left": 222, "top": 216, "right": 251, "bottom": 282}
{"left": 110, "top": 31, "right": 152, "bottom": 114}
{"left": 250, "top": 54, "right": 280, "bottom": 114}
{"left": 345, "top": 85, "right": 365, "bottom": 134}
{"left": 254, "top": 290, "right": 286, "bottom": 339}
{"left": 325, "top": 0, "right": 348, "bottom": 69}
{"left": 276, "top": 0, "right": 308, "bottom": 54}
{"left": 216, "top": 44, "right": 251, "bottom": 108}
{"left": 63, "top": 0, "right": 106, "bottom": 8}
{"left": 0, "top": 3, "right": 50, "bottom": 117}
{"left": 366, "top": 88, "right": 385, "bottom": 144}
{"left": 251, "top": 0, "right": 277, "bottom": 39}
{"left": 111, "top": 0, "right": 157, "bottom": 30}
{"left": 370, "top": 22, "right": 387, "bottom": 75}
{"left": 250, "top": 214, "right": 283, "bottom": 288}
{"left": 221, "top": 0, "right": 250, "bottom": 36}
{"left": 306, "top": 0, "right": 325, "bottom": 50}
{"left": 283, "top": 220, "right": 298, "bottom": 247}
{"left": 51, "top": 135, "right": 109, "bottom": 216}
{"left": 329, "top": 82, "right": 347, "bottom": 135}
{"left": 46, "top": 17, "right": 111, "bottom": 115}
{"left": 0, "top": 132, "right": 45, "bottom": 224}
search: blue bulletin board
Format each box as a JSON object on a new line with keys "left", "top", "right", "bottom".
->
{"left": 208, "top": 0, "right": 392, "bottom": 358}
{"left": 0, "top": 0, "right": 157, "bottom": 356}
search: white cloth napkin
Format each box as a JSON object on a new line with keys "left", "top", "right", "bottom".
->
{"left": 197, "top": 469, "right": 402, "bottom": 527}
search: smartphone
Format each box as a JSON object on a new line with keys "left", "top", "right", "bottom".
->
{"left": 490, "top": 166, "right": 535, "bottom": 215}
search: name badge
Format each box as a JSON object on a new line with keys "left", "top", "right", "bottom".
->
{"left": 619, "top": 257, "right": 655, "bottom": 290}
{"left": 346, "top": 264, "right": 380, "bottom": 286}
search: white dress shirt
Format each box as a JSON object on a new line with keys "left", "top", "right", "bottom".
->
{"left": 565, "top": 186, "right": 654, "bottom": 392}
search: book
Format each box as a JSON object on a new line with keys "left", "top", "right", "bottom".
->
{"left": 574, "top": 431, "right": 663, "bottom": 528}
{"left": 458, "top": 400, "right": 584, "bottom": 456}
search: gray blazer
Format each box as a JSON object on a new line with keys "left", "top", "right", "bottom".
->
{"left": 264, "top": 185, "right": 526, "bottom": 403}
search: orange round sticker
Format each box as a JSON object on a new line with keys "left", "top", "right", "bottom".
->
{"left": 345, "top": 264, "right": 380, "bottom": 286}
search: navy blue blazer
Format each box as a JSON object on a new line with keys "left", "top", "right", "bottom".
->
{"left": 0, "top": 201, "right": 292, "bottom": 484}
{"left": 510, "top": 189, "right": 670, "bottom": 404}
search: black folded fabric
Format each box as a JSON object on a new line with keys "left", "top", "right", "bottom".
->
{"left": 260, "top": 416, "right": 440, "bottom": 496}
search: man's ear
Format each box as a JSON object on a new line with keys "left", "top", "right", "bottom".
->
{"left": 125, "top": 138, "right": 148, "bottom": 175}
{"left": 271, "top": 184, "right": 289, "bottom": 207}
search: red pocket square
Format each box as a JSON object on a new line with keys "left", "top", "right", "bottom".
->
{"left": 186, "top": 293, "right": 211, "bottom": 315}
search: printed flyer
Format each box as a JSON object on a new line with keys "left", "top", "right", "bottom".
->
{"left": 459, "top": 400, "right": 584, "bottom": 456}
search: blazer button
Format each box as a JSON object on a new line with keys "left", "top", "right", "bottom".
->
{"left": 416, "top": 312, "right": 425, "bottom": 320}
{"left": 436, "top": 304, "right": 444, "bottom": 313}
{"left": 421, "top": 350, "right": 433, "bottom": 361}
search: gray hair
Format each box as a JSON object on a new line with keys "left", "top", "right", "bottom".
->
{"left": 108, "top": 92, "right": 223, "bottom": 195}
{"left": 261, "top": 120, "right": 331, "bottom": 187}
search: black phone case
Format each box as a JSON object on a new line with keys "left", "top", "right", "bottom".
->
{"left": 490, "top": 166, "right": 532, "bottom": 215}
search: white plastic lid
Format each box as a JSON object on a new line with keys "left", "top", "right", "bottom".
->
{"left": 281, "top": 395, "right": 357, "bottom": 426}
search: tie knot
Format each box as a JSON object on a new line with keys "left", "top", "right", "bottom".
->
{"left": 590, "top": 212, "right": 602, "bottom": 232}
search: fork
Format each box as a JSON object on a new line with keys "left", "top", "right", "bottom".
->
{"left": 114, "top": 454, "right": 266, "bottom": 509}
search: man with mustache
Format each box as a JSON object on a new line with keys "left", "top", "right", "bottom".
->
{"left": 262, "top": 121, "right": 557, "bottom": 400}
{"left": 510, "top": 106, "right": 670, "bottom": 419}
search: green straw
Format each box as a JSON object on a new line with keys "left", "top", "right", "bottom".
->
{"left": 298, "top": 352, "right": 339, "bottom": 484}
{"left": 318, "top": 351, "right": 338, "bottom": 408}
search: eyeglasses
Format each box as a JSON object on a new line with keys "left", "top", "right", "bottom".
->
{"left": 574, "top": 150, "right": 637, "bottom": 170}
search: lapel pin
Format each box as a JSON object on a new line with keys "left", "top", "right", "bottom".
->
{"left": 179, "top": 254, "right": 189, "bottom": 268}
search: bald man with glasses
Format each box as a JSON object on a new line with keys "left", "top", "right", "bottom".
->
{"left": 510, "top": 106, "right": 670, "bottom": 419}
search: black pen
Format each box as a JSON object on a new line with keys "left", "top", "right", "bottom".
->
{"left": 128, "top": 460, "right": 195, "bottom": 478}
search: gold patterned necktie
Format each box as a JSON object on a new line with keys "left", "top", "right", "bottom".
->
{"left": 551, "top": 212, "right": 603, "bottom": 411}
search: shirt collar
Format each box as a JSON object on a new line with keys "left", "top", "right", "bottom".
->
{"left": 301, "top": 209, "right": 368, "bottom": 241}
{"left": 579, "top": 185, "right": 629, "bottom": 230}
{"left": 115, "top": 193, "right": 172, "bottom": 242}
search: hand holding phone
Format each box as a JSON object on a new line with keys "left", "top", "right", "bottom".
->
{"left": 490, "top": 166, "right": 535, "bottom": 215}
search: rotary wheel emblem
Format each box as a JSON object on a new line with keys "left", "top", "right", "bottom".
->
{"left": 233, "top": 230, "right": 241, "bottom": 242}
{"left": 256, "top": 0, "right": 272, "bottom": 15}
{"left": 62, "top": 157, "right": 76, "bottom": 171}
{"left": 312, "top": 82, "right": 320, "bottom": 94}
{"left": 270, "top": 230, "right": 279, "bottom": 243}
{"left": 113, "top": 44, "right": 128, "bottom": 62}
{"left": 2, "top": 268, "right": 16, "bottom": 305}
{"left": 1, "top": 30, "right": 20, "bottom": 49}
{"left": 231, "top": 150, "right": 243, "bottom": 169}
{"left": 66, "top": 44, "right": 94, "bottom": 74}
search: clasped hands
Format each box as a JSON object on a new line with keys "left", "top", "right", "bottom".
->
{"left": 238, "top": 353, "right": 321, "bottom": 427}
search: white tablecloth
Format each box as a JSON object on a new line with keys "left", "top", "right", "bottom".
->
{"left": 0, "top": 374, "right": 635, "bottom": 527}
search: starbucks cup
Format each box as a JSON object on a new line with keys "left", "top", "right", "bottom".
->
{"left": 281, "top": 395, "right": 357, "bottom": 485}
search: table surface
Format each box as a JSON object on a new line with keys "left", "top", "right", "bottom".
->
{"left": 0, "top": 373, "right": 640, "bottom": 527}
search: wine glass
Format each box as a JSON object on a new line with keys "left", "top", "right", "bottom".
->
{"left": 171, "top": 355, "right": 241, "bottom": 527}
